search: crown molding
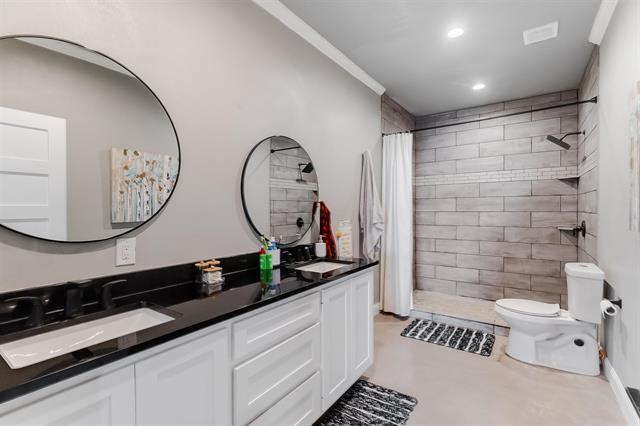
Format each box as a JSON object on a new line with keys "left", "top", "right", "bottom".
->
{"left": 253, "top": 0, "right": 386, "bottom": 96}
{"left": 588, "top": 0, "right": 618, "bottom": 45}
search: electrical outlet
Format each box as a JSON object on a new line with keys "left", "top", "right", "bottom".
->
{"left": 116, "top": 238, "right": 136, "bottom": 266}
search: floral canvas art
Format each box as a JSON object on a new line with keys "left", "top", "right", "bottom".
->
{"left": 111, "top": 148, "right": 178, "bottom": 223}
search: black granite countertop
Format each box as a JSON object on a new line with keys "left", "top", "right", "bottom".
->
{"left": 0, "top": 256, "right": 377, "bottom": 404}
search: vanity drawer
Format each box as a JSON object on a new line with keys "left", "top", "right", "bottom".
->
{"left": 233, "top": 323, "right": 321, "bottom": 425}
{"left": 249, "top": 371, "right": 321, "bottom": 426}
{"left": 232, "top": 293, "right": 320, "bottom": 361}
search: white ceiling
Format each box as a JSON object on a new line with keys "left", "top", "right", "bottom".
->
{"left": 281, "top": 0, "right": 600, "bottom": 116}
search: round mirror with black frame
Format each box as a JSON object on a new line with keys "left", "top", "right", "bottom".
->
{"left": 0, "top": 35, "right": 180, "bottom": 243}
{"left": 241, "top": 136, "right": 318, "bottom": 245}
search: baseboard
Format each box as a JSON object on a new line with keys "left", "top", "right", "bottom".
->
{"left": 371, "top": 303, "right": 380, "bottom": 316}
{"left": 604, "top": 357, "right": 640, "bottom": 425}
{"left": 409, "top": 308, "right": 433, "bottom": 321}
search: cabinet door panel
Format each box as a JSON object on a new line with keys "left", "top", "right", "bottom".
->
{"left": 234, "top": 323, "right": 321, "bottom": 425}
{"left": 0, "top": 366, "right": 135, "bottom": 426}
{"left": 249, "top": 372, "right": 321, "bottom": 426}
{"left": 233, "top": 293, "right": 320, "bottom": 362}
{"left": 135, "top": 327, "right": 231, "bottom": 426}
{"left": 321, "top": 282, "right": 350, "bottom": 410}
{"left": 350, "top": 271, "right": 374, "bottom": 379}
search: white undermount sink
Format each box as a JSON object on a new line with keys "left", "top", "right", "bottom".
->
{"left": 0, "top": 308, "right": 174, "bottom": 369}
{"left": 295, "top": 261, "right": 350, "bottom": 274}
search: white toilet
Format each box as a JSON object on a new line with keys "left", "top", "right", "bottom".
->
{"left": 495, "top": 263, "right": 604, "bottom": 376}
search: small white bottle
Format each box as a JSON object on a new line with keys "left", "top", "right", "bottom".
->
{"left": 315, "top": 235, "right": 326, "bottom": 258}
{"left": 268, "top": 236, "right": 280, "bottom": 266}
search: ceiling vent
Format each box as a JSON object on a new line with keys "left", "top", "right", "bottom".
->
{"left": 523, "top": 22, "right": 559, "bottom": 45}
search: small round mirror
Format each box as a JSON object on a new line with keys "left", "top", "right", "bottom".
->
{"left": 241, "top": 136, "right": 318, "bottom": 245}
{"left": 0, "top": 36, "right": 180, "bottom": 242}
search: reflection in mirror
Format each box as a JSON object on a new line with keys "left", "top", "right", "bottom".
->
{"left": 0, "top": 36, "right": 180, "bottom": 242}
{"left": 242, "top": 136, "right": 318, "bottom": 245}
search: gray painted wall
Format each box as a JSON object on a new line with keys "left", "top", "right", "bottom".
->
{"left": 414, "top": 91, "right": 580, "bottom": 305}
{"left": 599, "top": 0, "right": 640, "bottom": 390}
{"left": 0, "top": 1, "right": 381, "bottom": 292}
{"left": 243, "top": 140, "right": 271, "bottom": 234}
{"left": 0, "top": 38, "right": 177, "bottom": 240}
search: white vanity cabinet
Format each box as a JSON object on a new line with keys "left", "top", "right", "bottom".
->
{"left": 321, "top": 270, "right": 374, "bottom": 410}
{"left": 350, "top": 271, "right": 374, "bottom": 379}
{"left": 0, "top": 365, "right": 136, "bottom": 425}
{"left": 320, "top": 280, "right": 351, "bottom": 409}
{"left": 0, "top": 269, "right": 375, "bottom": 426}
{"left": 135, "top": 326, "right": 231, "bottom": 426}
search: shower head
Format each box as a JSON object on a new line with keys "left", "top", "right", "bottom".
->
{"left": 546, "top": 135, "right": 572, "bottom": 150}
{"left": 301, "top": 162, "right": 314, "bottom": 173}
{"left": 296, "top": 162, "right": 314, "bottom": 183}
{"left": 545, "top": 130, "right": 585, "bottom": 150}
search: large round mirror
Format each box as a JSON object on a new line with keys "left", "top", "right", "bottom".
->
{"left": 0, "top": 36, "right": 180, "bottom": 242}
{"left": 241, "top": 136, "right": 318, "bottom": 245}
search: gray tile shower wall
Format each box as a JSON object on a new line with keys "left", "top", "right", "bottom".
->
{"left": 382, "top": 94, "right": 416, "bottom": 133}
{"left": 577, "top": 48, "right": 599, "bottom": 264}
{"left": 269, "top": 137, "right": 317, "bottom": 239}
{"left": 414, "top": 90, "right": 581, "bottom": 305}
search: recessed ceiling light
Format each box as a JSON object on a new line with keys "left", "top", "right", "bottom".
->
{"left": 447, "top": 28, "right": 465, "bottom": 38}
{"left": 472, "top": 83, "right": 486, "bottom": 90}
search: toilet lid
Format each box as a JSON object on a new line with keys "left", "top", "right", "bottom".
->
{"left": 496, "top": 298, "right": 560, "bottom": 317}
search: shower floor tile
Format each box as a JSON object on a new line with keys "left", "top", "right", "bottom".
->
{"left": 413, "top": 290, "right": 509, "bottom": 328}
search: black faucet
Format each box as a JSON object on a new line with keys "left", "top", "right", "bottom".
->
{"left": 303, "top": 246, "right": 312, "bottom": 261}
{"left": 5, "top": 296, "right": 45, "bottom": 328}
{"left": 64, "top": 280, "right": 92, "bottom": 319}
{"left": 99, "top": 279, "right": 126, "bottom": 310}
{"left": 283, "top": 251, "right": 294, "bottom": 264}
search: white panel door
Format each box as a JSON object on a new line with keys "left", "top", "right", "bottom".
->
{"left": 135, "top": 327, "right": 232, "bottom": 426}
{"left": 350, "top": 271, "right": 374, "bottom": 379}
{"left": 0, "top": 366, "right": 135, "bottom": 425}
{"left": 0, "top": 106, "right": 66, "bottom": 239}
{"left": 321, "top": 282, "right": 351, "bottom": 410}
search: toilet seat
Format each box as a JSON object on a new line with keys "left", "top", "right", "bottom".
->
{"left": 496, "top": 298, "right": 560, "bottom": 317}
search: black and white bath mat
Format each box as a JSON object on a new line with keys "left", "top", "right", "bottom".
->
{"left": 318, "top": 380, "right": 418, "bottom": 426}
{"left": 401, "top": 318, "right": 495, "bottom": 357}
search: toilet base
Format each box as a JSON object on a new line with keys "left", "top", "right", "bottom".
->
{"left": 506, "top": 327, "right": 600, "bottom": 376}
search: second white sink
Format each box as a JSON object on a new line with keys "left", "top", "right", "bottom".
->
{"left": 295, "top": 262, "right": 350, "bottom": 274}
{"left": 0, "top": 308, "right": 174, "bottom": 369}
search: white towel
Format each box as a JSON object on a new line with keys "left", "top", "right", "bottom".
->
{"left": 359, "top": 150, "right": 384, "bottom": 261}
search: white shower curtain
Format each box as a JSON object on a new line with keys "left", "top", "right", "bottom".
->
{"left": 380, "top": 132, "right": 413, "bottom": 317}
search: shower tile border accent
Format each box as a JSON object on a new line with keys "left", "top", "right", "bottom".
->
{"left": 414, "top": 166, "right": 578, "bottom": 186}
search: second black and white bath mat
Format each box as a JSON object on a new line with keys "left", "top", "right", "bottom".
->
{"left": 318, "top": 380, "right": 418, "bottom": 425}
{"left": 401, "top": 318, "right": 495, "bottom": 357}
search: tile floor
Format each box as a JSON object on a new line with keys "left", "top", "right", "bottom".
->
{"left": 365, "top": 314, "right": 625, "bottom": 425}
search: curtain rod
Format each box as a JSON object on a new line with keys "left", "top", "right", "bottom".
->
{"left": 382, "top": 96, "right": 598, "bottom": 137}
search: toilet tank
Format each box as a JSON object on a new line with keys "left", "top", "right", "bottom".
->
{"left": 565, "top": 263, "right": 605, "bottom": 324}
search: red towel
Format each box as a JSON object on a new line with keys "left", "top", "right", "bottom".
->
{"left": 312, "top": 201, "right": 337, "bottom": 258}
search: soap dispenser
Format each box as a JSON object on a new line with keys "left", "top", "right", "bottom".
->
{"left": 315, "top": 235, "right": 326, "bottom": 258}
